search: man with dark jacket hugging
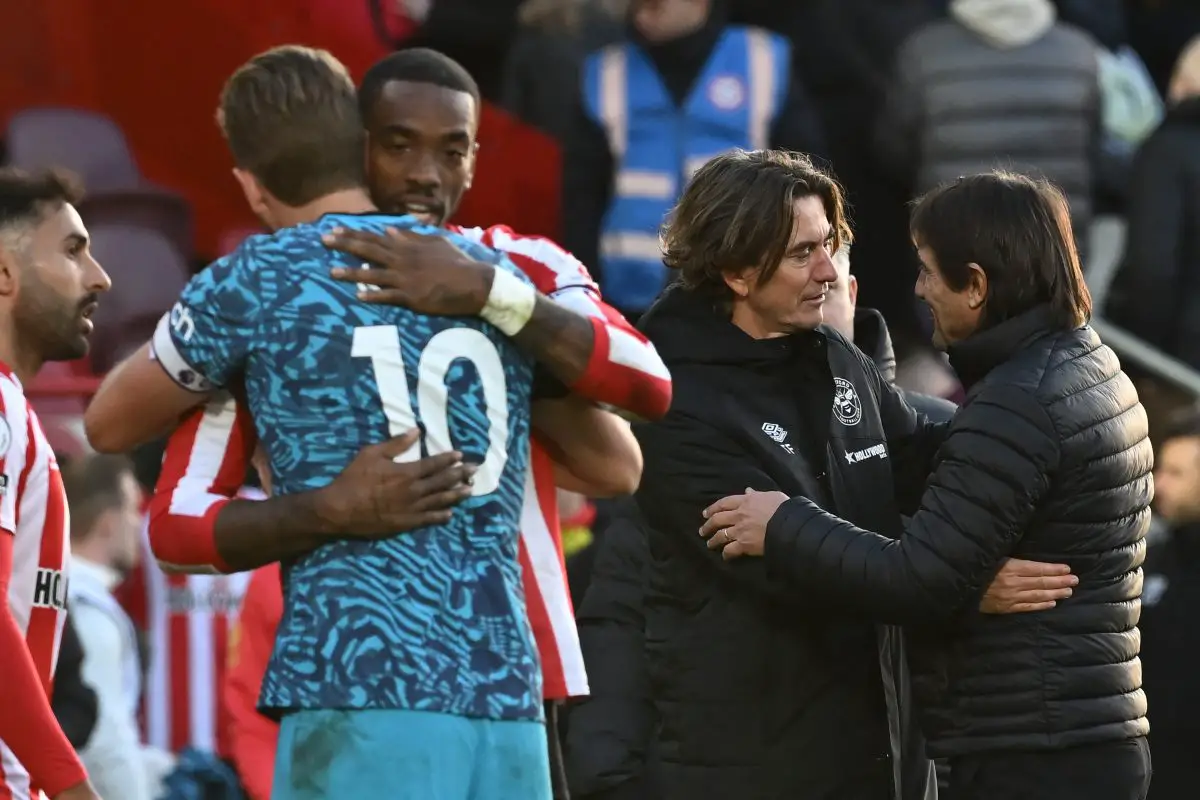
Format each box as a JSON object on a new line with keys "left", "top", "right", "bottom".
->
{"left": 608, "top": 151, "right": 1081, "bottom": 800}
{"left": 704, "top": 171, "right": 1152, "bottom": 800}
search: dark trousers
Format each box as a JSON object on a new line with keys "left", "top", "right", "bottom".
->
{"left": 547, "top": 700, "right": 570, "bottom": 799}
{"left": 946, "top": 737, "right": 1151, "bottom": 800}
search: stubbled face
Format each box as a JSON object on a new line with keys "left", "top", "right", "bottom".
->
{"left": 1155, "top": 436, "right": 1200, "bottom": 524}
{"left": 10, "top": 202, "right": 110, "bottom": 362}
{"left": 914, "top": 244, "right": 982, "bottom": 350}
{"left": 728, "top": 194, "right": 839, "bottom": 339}
{"left": 364, "top": 80, "right": 477, "bottom": 226}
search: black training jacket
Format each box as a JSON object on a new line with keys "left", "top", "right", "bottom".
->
{"left": 629, "top": 285, "right": 941, "bottom": 800}
{"left": 765, "top": 305, "right": 1152, "bottom": 757}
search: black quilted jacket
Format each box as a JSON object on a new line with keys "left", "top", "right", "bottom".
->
{"left": 764, "top": 305, "right": 1152, "bottom": 757}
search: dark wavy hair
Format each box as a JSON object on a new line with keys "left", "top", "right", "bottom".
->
{"left": 910, "top": 171, "right": 1092, "bottom": 331}
{"left": 661, "top": 149, "right": 851, "bottom": 304}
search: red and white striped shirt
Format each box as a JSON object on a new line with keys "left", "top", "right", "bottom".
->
{"left": 120, "top": 402, "right": 260, "bottom": 756}
{"left": 120, "top": 538, "right": 252, "bottom": 755}
{"left": 0, "top": 369, "right": 72, "bottom": 799}
{"left": 147, "top": 225, "right": 671, "bottom": 701}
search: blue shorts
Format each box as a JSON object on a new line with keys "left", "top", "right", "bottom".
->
{"left": 272, "top": 708, "right": 552, "bottom": 800}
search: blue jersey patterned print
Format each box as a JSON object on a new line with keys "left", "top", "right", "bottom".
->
{"left": 152, "top": 213, "right": 540, "bottom": 722}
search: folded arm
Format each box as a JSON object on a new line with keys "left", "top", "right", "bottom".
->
{"left": 764, "top": 386, "right": 1060, "bottom": 625}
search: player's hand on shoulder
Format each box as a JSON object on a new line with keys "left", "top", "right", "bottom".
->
{"left": 314, "top": 429, "right": 476, "bottom": 537}
{"left": 53, "top": 780, "right": 103, "bottom": 800}
{"left": 325, "top": 227, "right": 494, "bottom": 317}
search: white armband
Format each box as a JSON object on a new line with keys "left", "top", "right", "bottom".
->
{"left": 479, "top": 269, "right": 537, "bottom": 336}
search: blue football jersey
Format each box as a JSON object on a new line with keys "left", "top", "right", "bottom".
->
{"left": 151, "top": 213, "right": 541, "bottom": 721}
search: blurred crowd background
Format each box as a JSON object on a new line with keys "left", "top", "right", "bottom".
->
{"left": 7, "top": 0, "right": 1200, "bottom": 797}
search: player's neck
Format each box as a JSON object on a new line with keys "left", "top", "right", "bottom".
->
{"left": 0, "top": 321, "right": 42, "bottom": 385}
{"left": 271, "top": 188, "right": 377, "bottom": 229}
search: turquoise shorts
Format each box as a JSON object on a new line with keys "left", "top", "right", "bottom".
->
{"left": 272, "top": 708, "right": 552, "bottom": 800}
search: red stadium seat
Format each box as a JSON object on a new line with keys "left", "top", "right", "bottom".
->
{"left": 86, "top": 224, "right": 189, "bottom": 373}
{"left": 79, "top": 191, "right": 194, "bottom": 261}
{"left": 7, "top": 107, "right": 142, "bottom": 192}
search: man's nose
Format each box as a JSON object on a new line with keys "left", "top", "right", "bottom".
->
{"left": 405, "top": 150, "right": 441, "bottom": 189}
{"left": 813, "top": 248, "right": 838, "bottom": 284}
{"left": 87, "top": 254, "right": 113, "bottom": 294}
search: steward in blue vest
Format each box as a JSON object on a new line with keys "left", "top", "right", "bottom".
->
{"left": 562, "top": 6, "right": 826, "bottom": 316}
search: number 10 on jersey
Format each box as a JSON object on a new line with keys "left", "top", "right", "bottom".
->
{"left": 352, "top": 325, "right": 510, "bottom": 496}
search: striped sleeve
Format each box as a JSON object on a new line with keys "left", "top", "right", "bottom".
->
{"left": 466, "top": 225, "right": 673, "bottom": 421}
{"left": 146, "top": 393, "right": 256, "bottom": 574}
{"left": 0, "top": 379, "right": 30, "bottom": 536}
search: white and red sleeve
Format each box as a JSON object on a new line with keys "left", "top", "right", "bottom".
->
{"left": 147, "top": 393, "right": 257, "bottom": 574}
{"left": 461, "top": 225, "right": 673, "bottom": 420}
{"left": 0, "top": 379, "right": 28, "bottom": 537}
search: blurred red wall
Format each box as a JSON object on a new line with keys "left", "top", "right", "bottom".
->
{"left": 0, "top": 0, "right": 560, "bottom": 257}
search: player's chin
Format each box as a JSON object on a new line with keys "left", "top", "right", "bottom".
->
{"left": 47, "top": 333, "right": 91, "bottom": 363}
{"left": 790, "top": 306, "right": 825, "bottom": 332}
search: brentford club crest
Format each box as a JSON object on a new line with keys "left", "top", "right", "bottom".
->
{"left": 832, "top": 378, "right": 862, "bottom": 427}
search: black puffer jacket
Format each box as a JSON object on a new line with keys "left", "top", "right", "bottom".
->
{"left": 764, "top": 305, "right": 1152, "bottom": 757}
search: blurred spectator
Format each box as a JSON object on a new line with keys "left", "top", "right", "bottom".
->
{"left": 400, "top": 0, "right": 525, "bottom": 100}
{"left": 502, "top": 0, "right": 628, "bottom": 142}
{"left": 1140, "top": 409, "right": 1200, "bottom": 798}
{"left": 775, "top": 0, "right": 942, "bottom": 353}
{"left": 65, "top": 454, "right": 173, "bottom": 800}
{"left": 1127, "top": 0, "right": 1200, "bottom": 97}
{"left": 875, "top": 0, "right": 1103, "bottom": 244}
{"left": 1106, "top": 35, "right": 1200, "bottom": 368}
{"left": 562, "top": 0, "right": 826, "bottom": 318}
{"left": 51, "top": 614, "right": 100, "bottom": 751}
{"left": 1053, "top": 0, "right": 1126, "bottom": 50}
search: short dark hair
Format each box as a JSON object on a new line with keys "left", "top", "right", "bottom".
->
{"left": 358, "top": 48, "right": 481, "bottom": 121}
{"left": 62, "top": 453, "right": 134, "bottom": 542}
{"left": 661, "top": 149, "right": 851, "bottom": 302}
{"left": 217, "top": 45, "right": 364, "bottom": 207}
{"left": 0, "top": 167, "right": 84, "bottom": 235}
{"left": 910, "top": 171, "right": 1092, "bottom": 331}
{"left": 1162, "top": 408, "right": 1200, "bottom": 445}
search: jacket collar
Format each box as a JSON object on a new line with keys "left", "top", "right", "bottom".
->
{"left": 946, "top": 304, "right": 1062, "bottom": 390}
{"left": 70, "top": 555, "right": 122, "bottom": 592}
{"left": 851, "top": 307, "right": 897, "bottom": 383}
{"left": 639, "top": 283, "right": 826, "bottom": 369}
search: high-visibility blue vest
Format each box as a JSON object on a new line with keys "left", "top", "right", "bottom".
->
{"left": 582, "top": 26, "right": 790, "bottom": 312}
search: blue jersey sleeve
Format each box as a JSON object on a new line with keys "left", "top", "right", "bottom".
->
{"left": 150, "top": 245, "right": 262, "bottom": 391}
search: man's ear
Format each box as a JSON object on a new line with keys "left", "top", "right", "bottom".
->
{"left": 965, "top": 262, "right": 988, "bottom": 310}
{"left": 232, "top": 168, "right": 270, "bottom": 222}
{"left": 0, "top": 243, "right": 21, "bottom": 298}
{"left": 723, "top": 266, "right": 756, "bottom": 299}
